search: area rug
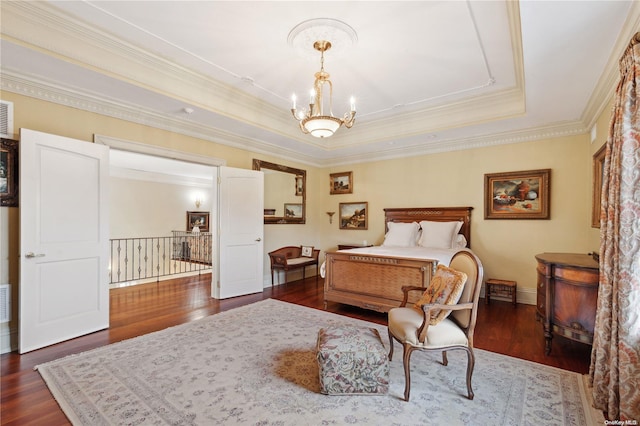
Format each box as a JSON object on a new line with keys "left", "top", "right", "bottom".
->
{"left": 36, "top": 299, "right": 602, "bottom": 425}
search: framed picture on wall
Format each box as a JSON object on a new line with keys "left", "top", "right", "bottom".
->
{"left": 591, "top": 144, "right": 606, "bottom": 228}
{"left": 187, "top": 211, "right": 210, "bottom": 232}
{"left": 0, "top": 138, "right": 19, "bottom": 207}
{"left": 484, "top": 169, "right": 551, "bottom": 219}
{"left": 339, "top": 202, "right": 368, "bottom": 229}
{"left": 330, "top": 171, "right": 353, "bottom": 194}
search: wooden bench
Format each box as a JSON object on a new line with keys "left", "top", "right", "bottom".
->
{"left": 268, "top": 246, "right": 320, "bottom": 285}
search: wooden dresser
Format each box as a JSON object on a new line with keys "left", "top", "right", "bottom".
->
{"left": 535, "top": 253, "right": 599, "bottom": 355}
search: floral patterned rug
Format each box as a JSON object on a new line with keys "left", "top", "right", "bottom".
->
{"left": 36, "top": 299, "right": 602, "bottom": 425}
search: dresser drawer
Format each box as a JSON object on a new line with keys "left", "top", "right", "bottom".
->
{"left": 553, "top": 267, "right": 599, "bottom": 284}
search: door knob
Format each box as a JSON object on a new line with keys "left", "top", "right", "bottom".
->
{"left": 255, "top": 238, "right": 262, "bottom": 242}
{"left": 25, "top": 252, "right": 46, "bottom": 258}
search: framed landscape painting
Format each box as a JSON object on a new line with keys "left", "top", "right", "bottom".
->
{"left": 339, "top": 202, "right": 368, "bottom": 229}
{"left": 484, "top": 169, "right": 551, "bottom": 219}
{"left": 330, "top": 171, "right": 353, "bottom": 194}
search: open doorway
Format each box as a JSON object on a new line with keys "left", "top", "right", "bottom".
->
{"left": 108, "top": 149, "right": 216, "bottom": 288}
{"left": 96, "top": 134, "right": 264, "bottom": 300}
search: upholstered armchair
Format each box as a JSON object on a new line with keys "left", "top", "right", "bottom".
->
{"left": 387, "top": 250, "right": 484, "bottom": 401}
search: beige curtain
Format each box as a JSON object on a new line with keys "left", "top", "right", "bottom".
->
{"left": 589, "top": 32, "right": 640, "bottom": 421}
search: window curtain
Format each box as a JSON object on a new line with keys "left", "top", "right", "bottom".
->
{"left": 589, "top": 32, "right": 640, "bottom": 421}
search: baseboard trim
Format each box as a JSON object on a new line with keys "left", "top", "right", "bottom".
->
{"left": 481, "top": 285, "right": 535, "bottom": 306}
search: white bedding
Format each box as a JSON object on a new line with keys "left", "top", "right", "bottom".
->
{"left": 320, "top": 246, "right": 468, "bottom": 278}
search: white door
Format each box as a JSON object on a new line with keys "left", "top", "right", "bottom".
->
{"left": 217, "top": 166, "right": 263, "bottom": 298}
{"left": 19, "top": 129, "right": 109, "bottom": 353}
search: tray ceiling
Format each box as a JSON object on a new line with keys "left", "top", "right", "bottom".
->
{"left": 1, "top": 1, "right": 637, "bottom": 166}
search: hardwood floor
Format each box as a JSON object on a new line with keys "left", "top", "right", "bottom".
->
{"left": 1, "top": 273, "right": 593, "bottom": 425}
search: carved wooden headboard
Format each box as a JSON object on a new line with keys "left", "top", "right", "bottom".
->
{"left": 383, "top": 207, "right": 473, "bottom": 248}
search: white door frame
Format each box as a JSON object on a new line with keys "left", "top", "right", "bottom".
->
{"left": 95, "top": 134, "right": 226, "bottom": 294}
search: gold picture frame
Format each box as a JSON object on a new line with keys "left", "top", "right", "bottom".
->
{"left": 592, "top": 144, "right": 606, "bottom": 228}
{"left": 330, "top": 171, "right": 353, "bottom": 194}
{"left": 186, "top": 211, "right": 210, "bottom": 232}
{"left": 339, "top": 202, "right": 368, "bottom": 229}
{"left": 484, "top": 169, "right": 551, "bottom": 220}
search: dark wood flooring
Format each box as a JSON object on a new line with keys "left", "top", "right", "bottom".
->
{"left": 1, "top": 273, "right": 593, "bottom": 425}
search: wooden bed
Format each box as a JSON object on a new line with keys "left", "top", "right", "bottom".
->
{"left": 324, "top": 206, "right": 473, "bottom": 313}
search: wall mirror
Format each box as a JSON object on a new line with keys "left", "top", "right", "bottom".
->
{"left": 253, "top": 159, "right": 306, "bottom": 224}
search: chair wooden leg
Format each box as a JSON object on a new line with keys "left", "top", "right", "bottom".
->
{"left": 465, "top": 348, "right": 475, "bottom": 400}
{"left": 442, "top": 350, "right": 448, "bottom": 366}
{"left": 402, "top": 344, "right": 414, "bottom": 401}
{"left": 388, "top": 329, "right": 395, "bottom": 361}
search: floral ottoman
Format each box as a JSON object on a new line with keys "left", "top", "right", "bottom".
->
{"left": 316, "top": 326, "right": 389, "bottom": 395}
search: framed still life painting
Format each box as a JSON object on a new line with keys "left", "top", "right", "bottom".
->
{"left": 484, "top": 169, "right": 551, "bottom": 220}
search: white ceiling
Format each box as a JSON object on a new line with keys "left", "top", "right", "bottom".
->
{"left": 1, "top": 1, "right": 638, "bottom": 167}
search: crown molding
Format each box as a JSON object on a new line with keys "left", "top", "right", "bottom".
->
{"left": 581, "top": 1, "right": 640, "bottom": 130}
{"left": 2, "top": 70, "right": 592, "bottom": 168}
{"left": 319, "top": 121, "right": 588, "bottom": 167}
{"left": 327, "top": 85, "right": 526, "bottom": 149}
{"left": 1, "top": 71, "right": 317, "bottom": 160}
{"left": 0, "top": 1, "right": 306, "bottom": 142}
{"left": 0, "top": 0, "right": 533, "bottom": 152}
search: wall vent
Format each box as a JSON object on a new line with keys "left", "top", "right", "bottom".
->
{"left": 0, "top": 284, "right": 10, "bottom": 323}
{"left": 0, "top": 100, "right": 15, "bottom": 138}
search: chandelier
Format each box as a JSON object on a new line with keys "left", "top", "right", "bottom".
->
{"left": 291, "top": 40, "right": 356, "bottom": 138}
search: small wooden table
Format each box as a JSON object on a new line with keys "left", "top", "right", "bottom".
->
{"left": 485, "top": 278, "right": 517, "bottom": 306}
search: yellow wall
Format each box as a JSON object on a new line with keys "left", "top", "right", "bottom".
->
{"left": 0, "top": 92, "right": 324, "bottom": 351}
{"left": 0, "top": 90, "right": 609, "bottom": 350}
{"left": 321, "top": 133, "right": 595, "bottom": 303}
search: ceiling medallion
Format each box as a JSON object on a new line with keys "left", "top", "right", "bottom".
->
{"left": 288, "top": 19, "right": 358, "bottom": 138}
{"left": 287, "top": 18, "right": 357, "bottom": 59}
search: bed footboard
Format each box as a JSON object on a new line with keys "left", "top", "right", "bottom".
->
{"left": 324, "top": 251, "right": 437, "bottom": 313}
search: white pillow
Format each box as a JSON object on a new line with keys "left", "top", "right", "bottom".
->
{"left": 382, "top": 221, "right": 420, "bottom": 247}
{"left": 453, "top": 234, "right": 468, "bottom": 249}
{"left": 418, "top": 221, "right": 463, "bottom": 249}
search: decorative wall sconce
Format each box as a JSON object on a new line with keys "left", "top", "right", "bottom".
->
{"left": 195, "top": 197, "right": 202, "bottom": 208}
{"left": 326, "top": 211, "right": 335, "bottom": 224}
